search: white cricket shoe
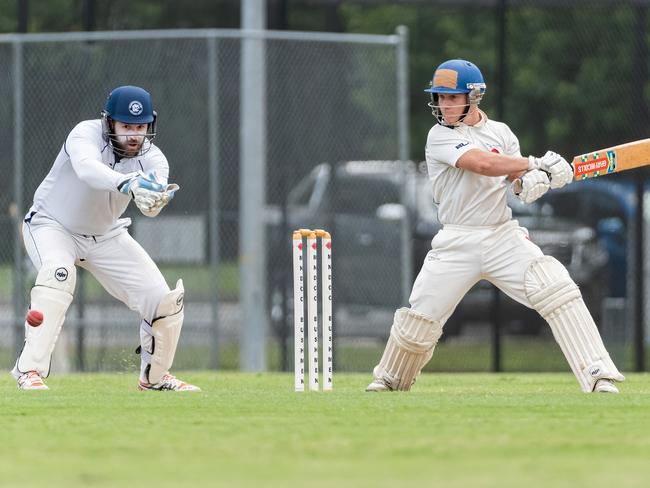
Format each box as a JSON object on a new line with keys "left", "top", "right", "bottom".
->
{"left": 594, "top": 378, "right": 619, "bottom": 394}
{"left": 17, "top": 371, "right": 49, "bottom": 390}
{"left": 365, "top": 378, "right": 393, "bottom": 392}
{"left": 138, "top": 373, "right": 201, "bottom": 392}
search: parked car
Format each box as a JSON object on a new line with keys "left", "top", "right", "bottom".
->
{"left": 536, "top": 178, "right": 634, "bottom": 298}
{"left": 267, "top": 161, "right": 613, "bottom": 338}
{"left": 266, "top": 161, "right": 436, "bottom": 316}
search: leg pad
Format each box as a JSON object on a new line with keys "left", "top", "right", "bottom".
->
{"left": 13, "top": 265, "right": 75, "bottom": 378}
{"left": 371, "top": 308, "right": 443, "bottom": 391}
{"left": 525, "top": 257, "right": 624, "bottom": 392}
{"left": 141, "top": 279, "right": 184, "bottom": 384}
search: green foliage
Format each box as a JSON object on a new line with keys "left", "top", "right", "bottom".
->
{"left": 0, "top": 0, "right": 239, "bottom": 33}
{"left": 340, "top": 4, "right": 499, "bottom": 160}
{"left": 339, "top": 3, "right": 650, "bottom": 160}
{"left": 0, "top": 0, "right": 16, "bottom": 33}
{"left": 28, "top": 0, "right": 84, "bottom": 32}
{"left": 1, "top": 372, "right": 649, "bottom": 487}
{"left": 505, "top": 6, "right": 644, "bottom": 156}
{"left": 92, "top": 0, "right": 238, "bottom": 31}
{"left": 6, "top": 2, "right": 648, "bottom": 161}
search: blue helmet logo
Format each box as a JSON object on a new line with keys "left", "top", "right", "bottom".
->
{"left": 128, "top": 100, "right": 143, "bottom": 116}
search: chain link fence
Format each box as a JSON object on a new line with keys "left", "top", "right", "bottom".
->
{"left": 406, "top": 0, "right": 648, "bottom": 375}
{"left": 0, "top": 28, "right": 408, "bottom": 374}
{"left": 2, "top": 1, "right": 650, "bottom": 378}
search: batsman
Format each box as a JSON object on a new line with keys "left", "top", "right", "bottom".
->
{"left": 367, "top": 59, "right": 625, "bottom": 394}
{"left": 12, "top": 85, "right": 199, "bottom": 391}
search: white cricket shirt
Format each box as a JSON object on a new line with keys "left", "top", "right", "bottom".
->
{"left": 27, "top": 119, "right": 169, "bottom": 236}
{"left": 425, "top": 111, "right": 521, "bottom": 226}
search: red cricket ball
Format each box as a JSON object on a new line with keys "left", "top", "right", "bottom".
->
{"left": 26, "top": 310, "right": 43, "bottom": 327}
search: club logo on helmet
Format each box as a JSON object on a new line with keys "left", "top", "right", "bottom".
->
{"left": 433, "top": 69, "right": 458, "bottom": 90}
{"left": 128, "top": 101, "right": 144, "bottom": 116}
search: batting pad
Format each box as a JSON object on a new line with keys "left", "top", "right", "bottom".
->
{"left": 525, "top": 257, "right": 625, "bottom": 392}
{"left": 142, "top": 279, "right": 184, "bottom": 384}
{"left": 15, "top": 265, "right": 76, "bottom": 378}
{"left": 372, "top": 307, "right": 443, "bottom": 391}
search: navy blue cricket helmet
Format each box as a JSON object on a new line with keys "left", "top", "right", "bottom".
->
{"left": 101, "top": 85, "right": 157, "bottom": 156}
{"left": 103, "top": 85, "right": 155, "bottom": 124}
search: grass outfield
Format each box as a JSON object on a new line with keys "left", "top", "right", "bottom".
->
{"left": 1, "top": 372, "right": 650, "bottom": 488}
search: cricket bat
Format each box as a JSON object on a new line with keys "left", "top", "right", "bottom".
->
{"left": 572, "top": 138, "right": 650, "bottom": 180}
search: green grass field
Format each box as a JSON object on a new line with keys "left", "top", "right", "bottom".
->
{"left": 2, "top": 372, "right": 650, "bottom": 488}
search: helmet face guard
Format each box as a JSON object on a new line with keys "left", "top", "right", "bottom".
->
{"left": 101, "top": 85, "right": 157, "bottom": 157}
{"left": 424, "top": 60, "right": 486, "bottom": 126}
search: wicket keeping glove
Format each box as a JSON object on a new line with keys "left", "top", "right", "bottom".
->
{"left": 118, "top": 172, "right": 173, "bottom": 217}
{"left": 142, "top": 182, "right": 180, "bottom": 217}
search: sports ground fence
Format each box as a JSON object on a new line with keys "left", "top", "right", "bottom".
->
{"left": 0, "top": 27, "right": 411, "bottom": 374}
{"left": 1, "top": 4, "right": 650, "bottom": 376}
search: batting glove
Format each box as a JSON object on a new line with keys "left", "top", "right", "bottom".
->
{"left": 513, "top": 169, "right": 551, "bottom": 204}
{"left": 527, "top": 151, "right": 573, "bottom": 189}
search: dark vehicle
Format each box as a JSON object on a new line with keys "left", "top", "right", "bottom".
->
{"left": 537, "top": 178, "right": 633, "bottom": 298}
{"left": 267, "top": 161, "right": 611, "bottom": 338}
{"left": 266, "top": 161, "right": 437, "bottom": 337}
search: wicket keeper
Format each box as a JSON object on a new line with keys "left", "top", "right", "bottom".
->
{"left": 12, "top": 85, "right": 200, "bottom": 391}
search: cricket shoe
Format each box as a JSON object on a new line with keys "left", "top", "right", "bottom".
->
{"left": 365, "top": 378, "right": 393, "bottom": 392}
{"left": 17, "top": 371, "right": 49, "bottom": 390}
{"left": 593, "top": 378, "right": 619, "bottom": 394}
{"left": 138, "top": 373, "right": 201, "bottom": 392}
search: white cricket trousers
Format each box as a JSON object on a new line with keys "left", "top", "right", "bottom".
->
{"left": 23, "top": 213, "right": 170, "bottom": 321}
{"left": 409, "top": 220, "right": 544, "bottom": 322}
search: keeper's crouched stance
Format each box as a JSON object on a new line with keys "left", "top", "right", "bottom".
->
{"left": 12, "top": 85, "right": 199, "bottom": 391}
{"left": 367, "top": 58, "right": 624, "bottom": 393}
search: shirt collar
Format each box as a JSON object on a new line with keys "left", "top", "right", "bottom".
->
{"left": 460, "top": 109, "right": 488, "bottom": 128}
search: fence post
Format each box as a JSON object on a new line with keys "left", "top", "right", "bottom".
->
{"left": 396, "top": 25, "right": 412, "bottom": 306}
{"left": 208, "top": 34, "right": 221, "bottom": 370}
{"left": 12, "top": 39, "right": 25, "bottom": 356}
{"left": 240, "top": 2, "right": 268, "bottom": 371}
{"left": 490, "top": 0, "right": 508, "bottom": 374}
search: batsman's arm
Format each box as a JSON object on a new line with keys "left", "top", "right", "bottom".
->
{"left": 456, "top": 149, "right": 529, "bottom": 177}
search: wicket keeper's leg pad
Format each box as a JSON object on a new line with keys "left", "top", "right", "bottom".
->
{"left": 15, "top": 265, "right": 76, "bottom": 378}
{"left": 140, "top": 279, "right": 184, "bottom": 384}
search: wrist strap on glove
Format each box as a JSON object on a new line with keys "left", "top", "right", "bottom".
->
{"left": 118, "top": 172, "right": 165, "bottom": 196}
